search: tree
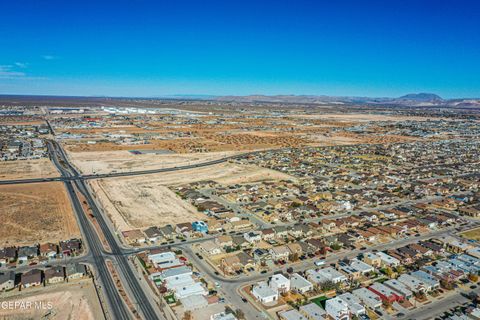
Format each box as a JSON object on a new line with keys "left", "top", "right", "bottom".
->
{"left": 183, "top": 311, "right": 193, "bottom": 320}
{"left": 235, "top": 309, "right": 245, "bottom": 319}
{"left": 289, "top": 252, "right": 299, "bottom": 262}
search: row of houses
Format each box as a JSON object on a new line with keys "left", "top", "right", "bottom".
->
{"left": 0, "top": 239, "right": 83, "bottom": 266}
{"left": 0, "top": 263, "right": 88, "bottom": 292}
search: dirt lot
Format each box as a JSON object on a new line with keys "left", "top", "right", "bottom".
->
{"left": 0, "top": 182, "right": 80, "bottom": 246}
{"left": 0, "top": 279, "right": 104, "bottom": 320}
{"left": 68, "top": 150, "right": 241, "bottom": 174}
{"left": 0, "top": 158, "right": 59, "bottom": 180}
{"left": 90, "top": 162, "right": 294, "bottom": 231}
{"left": 460, "top": 228, "right": 480, "bottom": 241}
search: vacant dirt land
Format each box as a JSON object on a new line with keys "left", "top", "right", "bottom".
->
{"left": 0, "top": 182, "right": 80, "bottom": 246}
{"left": 90, "top": 179, "right": 204, "bottom": 231}
{"left": 460, "top": 228, "right": 480, "bottom": 241}
{"left": 68, "top": 149, "right": 241, "bottom": 174}
{"left": 290, "top": 113, "right": 442, "bottom": 122}
{"left": 90, "top": 162, "right": 294, "bottom": 231}
{"left": 0, "top": 280, "right": 104, "bottom": 320}
{"left": 0, "top": 158, "right": 59, "bottom": 180}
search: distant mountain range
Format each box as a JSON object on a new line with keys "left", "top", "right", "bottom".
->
{"left": 213, "top": 93, "right": 480, "bottom": 108}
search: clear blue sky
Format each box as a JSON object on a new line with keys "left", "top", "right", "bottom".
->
{"left": 0, "top": 0, "right": 479, "bottom": 98}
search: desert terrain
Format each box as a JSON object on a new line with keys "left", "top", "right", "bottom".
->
{"left": 0, "top": 182, "right": 80, "bottom": 246}
{"left": 0, "top": 158, "right": 59, "bottom": 180}
{"left": 0, "top": 280, "right": 104, "bottom": 320}
{"left": 67, "top": 149, "right": 241, "bottom": 175}
{"left": 89, "top": 162, "right": 294, "bottom": 231}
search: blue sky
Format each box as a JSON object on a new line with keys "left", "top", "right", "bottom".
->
{"left": 0, "top": 0, "right": 479, "bottom": 98}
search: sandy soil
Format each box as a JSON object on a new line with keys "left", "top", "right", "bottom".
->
{"left": 0, "top": 182, "right": 80, "bottom": 246}
{"left": 68, "top": 150, "right": 241, "bottom": 175}
{"left": 0, "top": 158, "right": 59, "bottom": 180}
{"left": 0, "top": 280, "right": 104, "bottom": 320}
{"left": 290, "top": 113, "right": 441, "bottom": 122}
{"left": 90, "top": 179, "right": 204, "bottom": 231}
{"left": 90, "top": 162, "right": 294, "bottom": 231}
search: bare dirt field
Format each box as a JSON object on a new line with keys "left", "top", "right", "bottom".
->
{"left": 90, "top": 179, "right": 204, "bottom": 231}
{"left": 0, "top": 158, "right": 59, "bottom": 180}
{"left": 90, "top": 162, "right": 294, "bottom": 231}
{"left": 0, "top": 182, "right": 80, "bottom": 246}
{"left": 290, "top": 113, "right": 442, "bottom": 122}
{"left": 0, "top": 279, "right": 104, "bottom": 320}
{"left": 67, "top": 149, "right": 241, "bottom": 174}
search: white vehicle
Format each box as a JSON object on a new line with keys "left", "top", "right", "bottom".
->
{"left": 314, "top": 259, "right": 325, "bottom": 266}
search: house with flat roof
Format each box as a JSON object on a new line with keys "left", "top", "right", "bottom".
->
{"left": 299, "top": 303, "right": 327, "bottom": 320}
{"left": 337, "top": 293, "right": 366, "bottom": 316}
{"left": 148, "top": 251, "right": 183, "bottom": 270}
{"left": 252, "top": 281, "right": 278, "bottom": 305}
{"left": 316, "top": 267, "right": 347, "bottom": 284}
{"left": 150, "top": 265, "right": 192, "bottom": 282}
{"left": 349, "top": 259, "right": 375, "bottom": 275}
{"left": 325, "top": 297, "right": 350, "bottom": 320}
{"left": 368, "top": 282, "right": 404, "bottom": 303}
{"left": 290, "top": 273, "right": 313, "bottom": 294}
{"left": 352, "top": 288, "right": 382, "bottom": 310}
{"left": 397, "top": 274, "right": 428, "bottom": 293}
{"left": 375, "top": 252, "right": 400, "bottom": 267}
{"left": 279, "top": 309, "right": 308, "bottom": 320}
{"left": 410, "top": 270, "right": 440, "bottom": 291}
{"left": 362, "top": 252, "right": 381, "bottom": 267}
{"left": 270, "top": 274, "right": 291, "bottom": 293}
{"left": 384, "top": 279, "right": 413, "bottom": 299}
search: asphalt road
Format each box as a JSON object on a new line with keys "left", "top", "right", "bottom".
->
{"left": 49, "top": 141, "right": 163, "bottom": 320}
{"left": 0, "top": 148, "right": 259, "bottom": 186}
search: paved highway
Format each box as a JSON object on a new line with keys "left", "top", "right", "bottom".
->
{"left": 49, "top": 141, "right": 163, "bottom": 320}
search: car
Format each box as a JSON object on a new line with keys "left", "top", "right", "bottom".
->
{"left": 260, "top": 270, "right": 267, "bottom": 274}
{"left": 360, "top": 247, "right": 367, "bottom": 250}
{"left": 214, "top": 271, "right": 219, "bottom": 275}
{"left": 415, "top": 234, "right": 420, "bottom": 237}
{"left": 315, "top": 260, "right": 325, "bottom": 266}
{"left": 397, "top": 313, "right": 405, "bottom": 317}
{"left": 242, "top": 298, "right": 248, "bottom": 303}
{"left": 470, "top": 285, "right": 477, "bottom": 289}
{"left": 215, "top": 282, "right": 221, "bottom": 288}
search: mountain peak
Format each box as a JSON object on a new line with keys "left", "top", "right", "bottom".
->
{"left": 398, "top": 93, "right": 443, "bottom": 101}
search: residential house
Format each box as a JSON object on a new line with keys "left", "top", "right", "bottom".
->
{"left": 252, "top": 281, "right": 278, "bottom": 305}
{"left": 384, "top": 279, "right": 413, "bottom": 299}
{"left": 270, "top": 274, "right": 291, "bottom": 293}
{"left": 337, "top": 293, "right": 366, "bottom": 317}
{"left": 0, "top": 271, "right": 16, "bottom": 291}
{"left": 39, "top": 243, "right": 58, "bottom": 259}
{"left": 17, "top": 245, "right": 38, "bottom": 263}
{"left": 44, "top": 266, "right": 65, "bottom": 284}
{"left": 299, "top": 303, "right": 327, "bottom": 320}
{"left": 244, "top": 231, "right": 262, "bottom": 244}
{"left": 198, "top": 240, "right": 222, "bottom": 256}
{"left": 352, "top": 288, "right": 382, "bottom": 310}
{"left": 176, "top": 223, "right": 194, "bottom": 237}
{"left": 270, "top": 245, "right": 291, "bottom": 262}
{"left": 279, "top": 309, "right": 308, "bottom": 320}
{"left": 290, "top": 273, "right": 313, "bottom": 294}
{"left": 144, "top": 226, "right": 163, "bottom": 243}
{"left": 59, "top": 239, "right": 82, "bottom": 256}
{"left": 65, "top": 263, "right": 87, "bottom": 280}
{"left": 325, "top": 297, "right": 350, "bottom": 320}
{"left": 368, "top": 282, "right": 404, "bottom": 303}
{"left": 21, "top": 269, "right": 42, "bottom": 288}
{"left": 192, "top": 221, "right": 208, "bottom": 234}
